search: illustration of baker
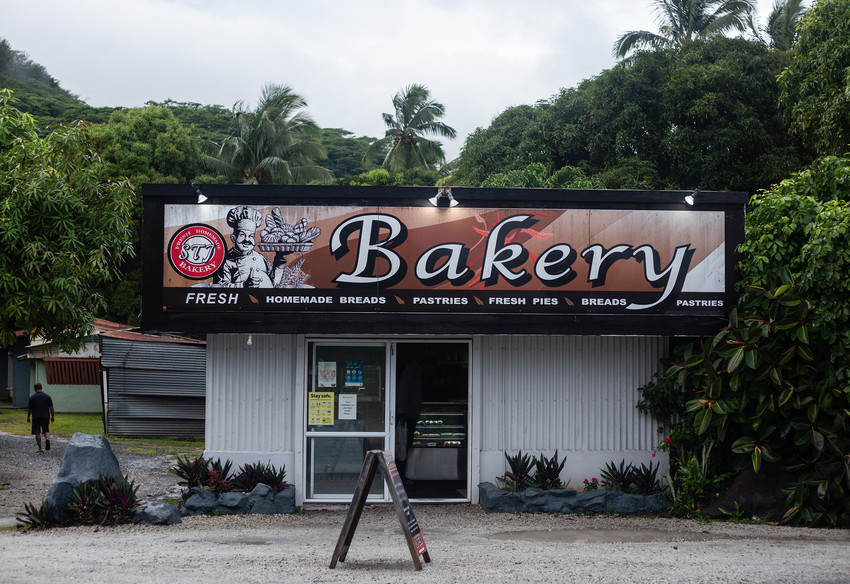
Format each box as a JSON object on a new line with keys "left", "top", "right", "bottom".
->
{"left": 213, "top": 205, "right": 320, "bottom": 288}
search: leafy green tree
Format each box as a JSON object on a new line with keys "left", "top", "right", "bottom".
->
{"left": 778, "top": 0, "right": 850, "bottom": 157}
{"left": 614, "top": 0, "right": 757, "bottom": 59}
{"left": 91, "top": 106, "right": 204, "bottom": 186}
{"left": 454, "top": 38, "right": 805, "bottom": 193}
{"left": 146, "top": 99, "right": 233, "bottom": 145}
{"left": 0, "top": 90, "right": 134, "bottom": 350}
{"left": 206, "top": 83, "right": 331, "bottom": 184}
{"left": 451, "top": 105, "right": 548, "bottom": 186}
{"left": 645, "top": 155, "right": 850, "bottom": 526}
{"left": 660, "top": 38, "right": 804, "bottom": 192}
{"left": 336, "top": 167, "right": 440, "bottom": 187}
{"left": 480, "top": 163, "right": 604, "bottom": 189}
{"left": 319, "top": 128, "right": 379, "bottom": 179}
{"left": 88, "top": 106, "right": 204, "bottom": 324}
{"left": 363, "top": 84, "right": 456, "bottom": 172}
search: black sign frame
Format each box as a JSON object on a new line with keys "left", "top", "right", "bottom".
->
{"left": 141, "top": 184, "right": 748, "bottom": 337}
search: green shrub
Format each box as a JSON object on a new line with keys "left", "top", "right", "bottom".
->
{"left": 532, "top": 451, "right": 567, "bottom": 490}
{"left": 498, "top": 450, "right": 535, "bottom": 492}
{"left": 230, "top": 461, "right": 288, "bottom": 493}
{"left": 16, "top": 500, "right": 56, "bottom": 532}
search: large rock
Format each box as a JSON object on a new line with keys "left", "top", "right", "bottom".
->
{"left": 273, "top": 486, "right": 296, "bottom": 515}
{"left": 180, "top": 486, "right": 219, "bottom": 516}
{"left": 134, "top": 501, "right": 182, "bottom": 525}
{"left": 46, "top": 433, "right": 123, "bottom": 522}
{"left": 478, "top": 482, "right": 670, "bottom": 515}
{"left": 178, "top": 484, "right": 297, "bottom": 516}
{"left": 215, "top": 492, "right": 249, "bottom": 515}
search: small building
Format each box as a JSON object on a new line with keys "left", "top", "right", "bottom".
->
{"left": 15, "top": 319, "right": 134, "bottom": 413}
{"left": 141, "top": 184, "right": 746, "bottom": 505}
{"left": 101, "top": 329, "right": 206, "bottom": 438}
{"left": 10, "top": 320, "right": 206, "bottom": 439}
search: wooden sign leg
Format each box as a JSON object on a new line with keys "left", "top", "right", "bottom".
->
{"left": 377, "top": 451, "right": 430, "bottom": 570}
{"left": 329, "top": 451, "right": 379, "bottom": 568}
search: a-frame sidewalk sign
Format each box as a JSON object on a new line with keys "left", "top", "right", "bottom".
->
{"left": 329, "top": 450, "right": 431, "bottom": 571}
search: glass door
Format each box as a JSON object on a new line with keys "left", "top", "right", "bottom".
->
{"left": 305, "top": 341, "right": 389, "bottom": 500}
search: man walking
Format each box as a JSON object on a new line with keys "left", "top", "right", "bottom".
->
{"left": 27, "top": 383, "right": 54, "bottom": 453}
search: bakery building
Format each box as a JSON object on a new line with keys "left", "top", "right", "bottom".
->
{"left": 141, "top": 184, "right": 746, "bottom": 505}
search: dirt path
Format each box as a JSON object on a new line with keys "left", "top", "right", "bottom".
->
{"left": 3, "top": 431, "right": 850, "bottom": 583}
{"left": 0, "top": 431, "right": 200, "bottom": 524}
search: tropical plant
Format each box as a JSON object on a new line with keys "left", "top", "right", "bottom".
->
{"left": 533, "top": 451, "right": 567, "bottom": 490}
{"left": 667, "top": 279, "right": 850, "bottom": 525}
{"left": 666, "top": 443, "right": 729, "bottom": 516}
{"left": 206, "top": 83, "right": 331, "bottom": 184}
{"left": 170, "top": 454, "right": 212, "bottom": 488}
{"left": 600, "top": 460, "right": 635, "bottom": 491}
{"left": 613, "top": 0, "right": 757, "bottom": 59}
{"left": 230, "top": 461, "right": 288, "bottom": 493}
{"left": 66, "top": 480, "right": 101, "bottom": 525}
{"left": 757, "top": 0, "right": 808, "bottom": 50}
{"left": 170, "top": 455, "right": 234, "bottom": 495}
{"left": 499, "top": 450, "right": 535, "bottom": 492}
{"left": 363, "top": 84, "right": 456, "bottom": 172}
{"left": 632, "top": 460, "right": 663, "bottom": 494}
{"left": 89, "top": 475, "right": 141, "bottom": 526}
{"left": 206, "top": 458, "right": 233, "bottom": 495}
{"left": 15, "top": 499, "right": 56, "bottom": 532}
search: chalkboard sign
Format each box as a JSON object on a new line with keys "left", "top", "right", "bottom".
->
{"left": 329, "top": 450, "right": 431, "bottom": 571}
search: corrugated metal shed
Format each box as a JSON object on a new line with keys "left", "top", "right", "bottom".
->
{"left": 101, "top": 332, "right": 206, "bottom": 438}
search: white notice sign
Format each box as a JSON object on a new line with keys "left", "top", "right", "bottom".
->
{"left": 338, "top": 394, "right": 357, "bottom": 420}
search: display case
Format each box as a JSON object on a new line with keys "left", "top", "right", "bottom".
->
{"left": 406, "top": 402, "right": 467, "bottom": 481}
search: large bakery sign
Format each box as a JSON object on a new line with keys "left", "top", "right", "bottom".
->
{"left": 159, "top": 203, "right": 733, "bottom": 314}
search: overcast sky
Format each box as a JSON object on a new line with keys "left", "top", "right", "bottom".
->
{"left": 5, "top": 0, "right": 781, "bottom": 161}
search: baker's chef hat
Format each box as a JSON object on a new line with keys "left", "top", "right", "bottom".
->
{"left": 226, "top": 206, "right": 262, "bottom": 232}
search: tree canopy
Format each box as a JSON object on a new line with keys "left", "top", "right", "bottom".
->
{"left": 87, "top": 106, "right": 206, "bottom": 325}
{"left": 0, "top": 90, "right": 135, "bottom": 350}
{"left": 613, "top": 0, "right": 757, "bottom": 59}
{"left": 758, "top": 0, "right": 808, "bottom": 51}
{"left": 779, "top": 0, "right": 850, "bottom": 157}
{"left": 206, "top": 83, "right": 331, "bottom": 184}
{"left": 363, "top": 84, "right": 456, "bottom": 172}
{"left": 452, "top": 37, "right": 806, "bottom": 194}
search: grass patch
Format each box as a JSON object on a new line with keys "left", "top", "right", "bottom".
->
{"left": 0, "top": 409, "right": 103, "bottom": 436}
{"left": 0, "top": 409, "right": 203, "bottom": 452}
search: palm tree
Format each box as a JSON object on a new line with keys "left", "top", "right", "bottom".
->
{"left": 760, "top": 0, "right": 807, "bottom": 51}
{"left": 614, "top": 0, "right": 757, "bottom": 60}
{"left": 363, "top": 84, "right": 457, "bottom": 172}
{"left": 207, "top": 83, "right": 331, "bottom": 184}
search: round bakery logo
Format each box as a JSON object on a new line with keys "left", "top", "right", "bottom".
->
{"left": 168, "top": 224, "right": 226, "bottom": 280}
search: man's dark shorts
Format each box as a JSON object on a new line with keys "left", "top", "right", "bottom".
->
{"left": 32, "top": 417, "right": 49, "bottom": 435}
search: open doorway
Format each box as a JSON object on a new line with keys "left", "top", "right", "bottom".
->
{"left": 394, "top": 341, "right": 469, "bottom": 500}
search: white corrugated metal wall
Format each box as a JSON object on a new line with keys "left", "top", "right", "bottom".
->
{"left": 474, "top": 335, "right": 668, "bottom": 490}
{"left": 205, "top": 333, "right": 302, "bottom": 482}
{"left": 206, "top": 333, "right": 667, "bottom": 504}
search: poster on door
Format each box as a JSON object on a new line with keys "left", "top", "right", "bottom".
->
{"left": 344, "top": 361, "right": 364, "bottom": 387}
{"left": 308, "top": 391, "right": 334, "bottom": 427}
{"left": 318, "top": 361, "right": 337, "bottom": 388}
{"left": 338, "top": 394, "right": 357, "bottom": 420}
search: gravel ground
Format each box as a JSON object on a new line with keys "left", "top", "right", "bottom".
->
{"left": 2, "top": 431, "right": 850, "bottom": 583}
